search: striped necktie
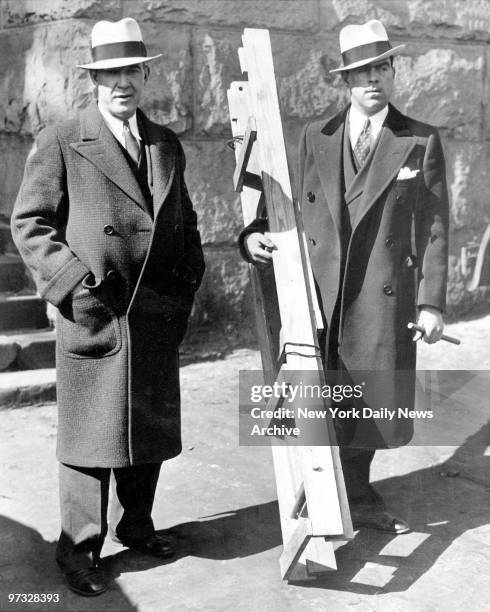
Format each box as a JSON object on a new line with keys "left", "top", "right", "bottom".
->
{"left": 123, "top": 119, "right": 140, "bottom": 165}
{"left": 354, "top": 118, "right": 371, "bottom": 167}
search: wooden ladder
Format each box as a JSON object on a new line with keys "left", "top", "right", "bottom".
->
{"left": 227, "top": 28, "right": 353, "bottom": 581}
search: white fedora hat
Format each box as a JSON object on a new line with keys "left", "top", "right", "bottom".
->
{"left": 330, "top": 19, "right": 404, "bottom": 73}
{"left": 77, "top": 17, "right": 162, "bottom": 69}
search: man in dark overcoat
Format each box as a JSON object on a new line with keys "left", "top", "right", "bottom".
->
{"left": 240, "top": 20, "right": 448, "bottom": 534}
{"left": 11, "top": 18, "right": 204, "bottom": 596}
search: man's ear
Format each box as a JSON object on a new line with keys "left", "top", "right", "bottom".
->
{"left": 143, "top": 64, "right": 150, "bottom": 83}
{"left": 89, "top": 69, "right": 98, "bottom": 85}
{"left": 342, "top": 70, "right": 351, "bottom": 87}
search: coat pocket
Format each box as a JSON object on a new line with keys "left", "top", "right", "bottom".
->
{"left": 59, "top": 293, "right": 121, "bottom": 358}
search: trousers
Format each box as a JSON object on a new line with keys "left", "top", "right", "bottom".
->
{"left": 56, "top": 462, "right": 161, "bottom": 572}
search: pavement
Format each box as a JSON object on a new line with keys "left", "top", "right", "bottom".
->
{"left": 0, "top": 315, "right": 489, "bottom": 612}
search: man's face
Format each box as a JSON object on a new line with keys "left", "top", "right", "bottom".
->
{"left": 91, "top": 63, "right": 149, "bottom": 120}
{"left": 344, "top": 59, "right": 395, "bottom": 116}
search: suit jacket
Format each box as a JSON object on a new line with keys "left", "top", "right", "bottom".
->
{"left": 240, "top": 104, "right": 449, "bottom": 446}
{"left": 11, "top": 102, "right": 205, "bottom": 467}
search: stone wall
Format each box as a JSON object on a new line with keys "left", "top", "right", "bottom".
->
{"left": 1, "top": 0, "right": 489, "bottom": 342}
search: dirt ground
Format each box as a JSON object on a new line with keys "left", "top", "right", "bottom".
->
{"left": 0, "top": 315, "right": 489, "bottom": 612}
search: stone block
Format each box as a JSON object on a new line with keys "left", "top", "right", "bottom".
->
{"left": 0, "top": 296, "right": 49, "bottom": 332}
{"left": 392, "top": 46, "right": 484, "bottom": 140}
{"left": 0, "top": 369, "right": 57, "bottom": 408}
{"left": 443, "top": 140, "right": 490, "bottom": 232}
{"left": 123, "top": 0, "right": 321, "bottom": 32}
{"left": 16, "top": 330, "right": 56, "bottom": 370}
{"left": 323, "top": 0, "right": 490, "bottom": 42}
{"left": 0, "top": 21, "right": 94, "bottom": 136}
{"left": 0, "top": 135, "right": 34, "bottom": 217}
{"left": 182, "top": 141, "right": 242, "bottom": 246}
{"left": 138, "top": 24, "right": 193, "bottom": 134}
{"left": 274, "top": 34, "right": 349, "bottom": 121}
{"left": 322, "top": 0, "right": 402, "bottom": 31}
{"left": 0, "top": 0, "right": 121, "bottom": 27}
{"left": 0, "top": 336, "right": 18, "bottom": 371}
{"left": 194, "top": 30, "right": 243, "bottom": 136}
{"left": 0, "top": 255, "right": 29, "bottom": 293}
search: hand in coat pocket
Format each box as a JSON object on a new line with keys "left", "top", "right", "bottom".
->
{"left": 59, "top": 292, "right": 121, "bottom": 358}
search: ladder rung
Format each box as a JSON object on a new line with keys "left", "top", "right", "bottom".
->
{"left": 233, "top": 117, "right": 257, "bottom": 192}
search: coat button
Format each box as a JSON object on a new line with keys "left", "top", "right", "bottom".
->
{"left": 308, "top": 237, "right": 316, "bottom": 246}
{"left": 405, "top": 255, "right": 417, "bottom": 268}
{"left": 105, "top": 269, "right": 118, "bottom": 282}
{"left": 104, "top": 224, "right": 115, "bottom": 235}
{"left": 385, "top": 236, "right": 394, "bottom": 248}
{"left": 306, "top": 191, "right": 315, "bottom": 203}
{"left": 396, "top": 195, "right": 405, "bottom": 204}
{"left": 174, "top": 223, "right": 181, "bottom": 232}
{"left": 383, "top": 283, "right": 394, "bottom": 296}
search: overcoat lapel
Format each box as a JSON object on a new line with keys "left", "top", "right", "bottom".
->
{"left": 140, "top": 113, "right": 177, "bottom": 218}
{"left": 311, "top": 108, "right": 348, "bottom": 236}
{"left": 351, "top": 104, "right": 416, "bottom": 233}
{"left": 70, "top": 104, "right": 147, "bottom": 212}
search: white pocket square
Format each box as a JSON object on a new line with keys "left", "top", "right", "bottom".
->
{"left": 397, "top": 167, "right": 420, "bottom": 180}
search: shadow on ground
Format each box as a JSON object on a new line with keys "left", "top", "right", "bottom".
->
{"left": 1, "top": 423, "right": 488, "bottom": 605}
{"left": 102, "top": 421, "right": 489, "bottom": 596}
{"left": 293, "top": 419, "right": 490, "bottom": 593}
{"left": 0, "top": 516, "right": 137, "bottom": 612}
{"left": 103, "top": 499, "right": 282, "bottom": 579}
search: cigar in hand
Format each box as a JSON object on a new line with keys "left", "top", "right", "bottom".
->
{"left": 407, "top": 322, "right": 461, "bottom": 345}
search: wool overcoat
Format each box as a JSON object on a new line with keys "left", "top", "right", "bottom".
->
{"left": 241, "top": 104, "right": 449, "bottom": 447}
{"left": 11, "top": 103, "right": 205, "bottom": 467}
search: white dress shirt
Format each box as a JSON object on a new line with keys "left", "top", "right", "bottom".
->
{"left": 348, "top": 104, "right": 388, "bottom": 149}
{"left": 98, "top": 102, "right": 142, "bottom": 148}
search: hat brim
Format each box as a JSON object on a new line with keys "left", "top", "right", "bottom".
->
{"left": 77, "top": 53, "right": 162, "bottom": 70}
{"left": 329, "top": 44, "right": 405, "bottom": 74}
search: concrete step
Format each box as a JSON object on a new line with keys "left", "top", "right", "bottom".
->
{"left": 0, "top": 216, "right": 16, "bottom": 255}
{"left": 0, "top": 294, "right": 49, "bottom": 332}
{"left": 0, "top": 254, "right": 29, "bottom": 293}
{"left": 0, "top": 328, "right": 56, "bottom": 370}
{"left": 0, "top": 368, "right": 56, "bottom": 409}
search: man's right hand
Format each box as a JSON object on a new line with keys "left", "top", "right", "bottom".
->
{"left": 244, "top": 232, "right": 277, "bottom": 265}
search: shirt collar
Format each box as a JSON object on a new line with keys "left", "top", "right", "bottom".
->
{"left": 348, "top": 104, "right": 389, "bottom": 147}
{"left": 97, "top": 103, "right": 142, "bottom": 147}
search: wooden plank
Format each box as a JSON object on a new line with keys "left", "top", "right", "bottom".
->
{"left": 228, "top": 30, "right": 352, "bottom": 580}
{"left": 227, "top": 82, "right": 280, "bottom": 377}
{"left": 239, "top": 29, "right": 332, "bottom": 401}
{"left": 239, "top": 28, "right": 351, "bottom": 575}
{"left": 302, "top": 446, "right": 353, "bottom": 539}
{"left": 279, "top": 518, "right": 312, "bottom": 580}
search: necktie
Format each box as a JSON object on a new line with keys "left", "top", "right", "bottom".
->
{"left": 123, "top": 120, "right": 140, "bottom": 165}
{"left": 354, "top": 119, "right": 371, "bottom": 167}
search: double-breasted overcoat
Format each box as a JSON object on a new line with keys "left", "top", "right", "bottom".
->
{"left": 11, "top": 103, "right": 205, "bottom": 467}
{"left": 241, "top": 104, "right": 449, "bottom": 446}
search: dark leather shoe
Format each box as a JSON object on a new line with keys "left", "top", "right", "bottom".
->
{"left": 64, "top": 567, "right": 108, "bottom": 597}
{"left": 351, "top": 506, "right": 410, "bottom": 534}
{"left": 123, "top": 533, "right": 175, "bottom": 558}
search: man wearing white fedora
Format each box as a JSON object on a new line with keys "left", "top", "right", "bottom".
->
{"left": 241, "top": 20, "right": 448, "bottom": 533}
{"left": 12, "top": 18, "right": 204, "bottom": 596}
